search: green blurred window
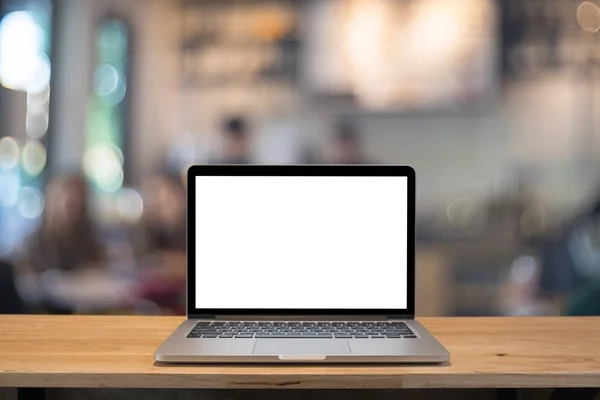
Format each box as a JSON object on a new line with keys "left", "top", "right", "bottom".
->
{"left": 84, "top": 18, "right": 129, "bottom": 194}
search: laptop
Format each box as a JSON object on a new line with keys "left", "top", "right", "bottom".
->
{"left": 155, "top": 165, "right": 449, "bottom": 363}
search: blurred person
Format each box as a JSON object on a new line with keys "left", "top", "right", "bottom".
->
{"left": 139, "top": 171, "right": 187, "bottom": 253}
{"left": 135, "top": 171, "right": 187, "bottom": 315}
{"left": 23, "top": 173, "right": 105, "bottom": 274}
{"left": 15, "top": 173, "right": 107, "bottom": 313}
{"left": 325, "top": 121, "right": 373, "bottom": 165}
{"left": 555, "top": 193, "right": 600, "bottom": 316}
{"left": 537, "top": 188, "right": 600, "bottom": 316}
{"left": 212, "top": 116, "right": 253, "bottom": 164}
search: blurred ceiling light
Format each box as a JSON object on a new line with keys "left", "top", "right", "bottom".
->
{"left": 577, "top": 1, "right": 600, "bottom": 33}
{"left": 17, "top": 186, "right": 45, "bottom": 219}
{"left": 21, "top": 140, "right": 47, "bottom": 176}
{"left": 83, "top": 145, "right": 124, "bottom": 193}
{"left": 116, "top": 188, "right": 144, "bottom": 223}
{"left": 0, "top": 11, "right": 46, "bottom": 92}
{"left": 0, "top": 137, "right": 21, "bottom": 170}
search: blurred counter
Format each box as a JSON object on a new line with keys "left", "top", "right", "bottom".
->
{"left": 416, "top": 240, "right": 555, "bottom": 317}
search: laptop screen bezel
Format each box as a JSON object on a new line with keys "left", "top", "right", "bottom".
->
{"left": 187, "top": 165, "right": 416, "bottom": 319}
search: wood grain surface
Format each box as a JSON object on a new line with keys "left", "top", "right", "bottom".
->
{"left": 0, "top": 316, "right": 599, "bottom": 389}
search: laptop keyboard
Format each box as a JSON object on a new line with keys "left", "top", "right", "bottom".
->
{"left": 187, "top": 321, "right": 417, "bottom": 339}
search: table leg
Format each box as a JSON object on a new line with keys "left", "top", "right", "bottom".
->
{"left": 17, "top": 388, "right": 46, "bottom": 400}
{"left": 549, "top": 388, "right": 599, "bottom": 400}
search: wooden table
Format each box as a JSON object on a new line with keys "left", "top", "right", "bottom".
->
{"left": 1, "top": 316, "right": 599, "bottom": 400}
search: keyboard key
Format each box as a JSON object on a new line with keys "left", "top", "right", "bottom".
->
{"left": 334, "top": 334, "right": 353, "bottom": 338}
{"left": 219, "top": 334, "right": 234, "bottom": 338}
{"left": 202, "top": 334, "right": 217, "bottom": 338}
{"left": 403, "top": 335, "right": 417, "bottom": 339}
{"left": 234, "top": 334, "right": 254, "bottom": 339}
{"left": 353, "top": 334, "right": 369, "bottom": 338}
{"left": 385, "top": 334, "right": 401, "bottom": 338}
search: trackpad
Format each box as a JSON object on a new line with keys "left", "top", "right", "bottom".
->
{"left": 253, "top": 339, "right": 351, "bottom": 355}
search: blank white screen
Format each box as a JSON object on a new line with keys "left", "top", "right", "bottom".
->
{"left": 195, "top": 176, "right": 408, "bottom": 309}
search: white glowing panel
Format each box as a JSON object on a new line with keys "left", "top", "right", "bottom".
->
{"left": 302, "top": 0, "right": 498, "bottom": 109}
{"left": 195, "top": 176, "right": 408, "bottom": 310}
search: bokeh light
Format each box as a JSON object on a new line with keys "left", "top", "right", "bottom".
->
{"left": 0, "top": 11, "right": 45, "bottom": 92}
{"left": 0, "top": 137, "right": 21, "bottom": 170}
{"left": 0, "top": 168, "right": 21, "bottom": 207}
{"left": 17, "top": 186, "right": 45, "bottom": 219}
{"left": 446, "top": 196, "right": 476, "bottom": 229}
{"left": 26, "top": 54, "right": 51, "bottom": 94}
{"left": 26, "top": 111, "right": 50, "bottom": 139}
{"left": 509, "top": 256, "right": 537, "bottom": 284}
{"left": 116, "top": 188, "right": 144, "bottom": 223}
{"left": 27, "top": 87, "right": 50, "bottom": 113}
{"left": 94, "top": 64, "right": 119, "bottom": 97}
{"left": 83, "top": 145, "right": 124, "bottom": 193}
{"left": 111, "top": 144, "right": 124, "bottom": 166}
{"left": 22, "top": 140, "right": 47, "bottom": 176}
{"left": 104, "top": 75, "right": 127, "bottom": 105}
{"left": 577, "top": 1, "right": 600, "bottom": 33}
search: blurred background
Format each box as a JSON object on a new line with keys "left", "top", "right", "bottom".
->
{"left": 2, "top": 0, "right": 600, "bottom": 317}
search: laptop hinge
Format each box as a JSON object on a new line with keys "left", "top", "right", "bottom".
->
{"left": 387, "top": 314, "right": 415, "bottom": 320}
{"left": 188, "top": 314, "right": 216, "bottom": 320}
